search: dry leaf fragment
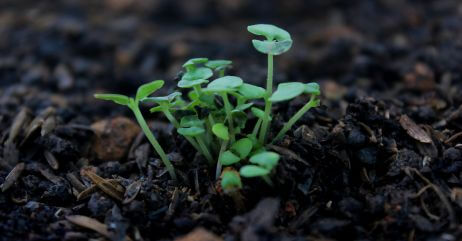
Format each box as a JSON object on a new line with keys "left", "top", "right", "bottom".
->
{"left": 82, "top": 169, "right": 124, "bottom": 201}
{"left": 399, "top": 115, "right": 432, "bottom": 143}
{"left": 1, "top": 162, "right": 25, "bottom": 192}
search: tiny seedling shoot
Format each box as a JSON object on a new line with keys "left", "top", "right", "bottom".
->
{"left": 94, "top": 24, "right": 321, "bottom": 190}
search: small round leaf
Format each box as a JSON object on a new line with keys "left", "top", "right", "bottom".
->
{"left": 183, "top": 58, "right": 208, "bottom": 69}
{"left": 249, "top": 151, "right": 280, "bottom": 170}
{"left": 231, "top": 138, "right": 253, "bottom": 159}
{"left": 220, "top": 151, "right": 241, "bottom": 166}
{"left": 240, "top": 165, "right": 270, "bottom": 177}
{"left": 251, "top": 39, "right": 293, "bottom": 55}
{"left": 178, "top": 79, "right": 209, "bottom": 88}
{"left": 221, "top": 169, "right": 242, "bottom": 191}
{"left": 177, "top": 126, "right": 204, "bottom": 136}
{"left": 305, "top": 82, "right": 321, "bottom": 96}
{"left": 180, "top": 115, "right": 203, "bottom": 127}
{"left": 182, "top": 67, "right": 213, "bottom": 81}
{"left": 204, "top": 76, "right": 243, "bottom": 92}
{"left": 238, "top": 83, "right": 266, "bottom": 99}
{"left": 212, "top": 123, "right": 229, "bottom": 140}
{"left": 247, "top": 24, "right": 291, "bottom": 41}
{"left": 269, "top": 82, "right": 306, "bottom": 102}
{"left": 205, "top": 60, "right": 232, "bottom": 71}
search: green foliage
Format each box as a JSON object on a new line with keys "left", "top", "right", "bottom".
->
{"left": 94, "top": 24, "right": 322, "bottom": 188}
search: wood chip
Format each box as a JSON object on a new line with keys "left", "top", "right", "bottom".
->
{"left": 123, "top": 180, "right": 142, "bottom": 204}
{"left": 66, "top": 215, "right": 132, "bottom": 241}
{"left": 77, "top": 179, "right": 121, "bottom": 201}
{"left": 82, "top": 169, "right": 124, "bottom": 201}
{"left": 399, "top": 115, "right": 432, "bottom": 143}
{"left": 44, "top": 150, "right": 59, "bottom": 170}
{"left": 1, "top": 162, "right": 25, "bottom": 192}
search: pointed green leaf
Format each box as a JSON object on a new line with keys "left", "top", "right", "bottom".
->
{"left": 221, "top": 169, "right": 242, "bottom": 191}
{"left": 247, "top": 24, "right": 291, "bottom": 41}
{"left": 204, "top": 76, "right": 243, "bottom": 92}
{"left": 94, "top": 94, "right": 130, "bottom": 106}
{"left": 305, "top": 82, "right": 321, "bottom": 96}
{"left": 269, "top": 82, "right": 306, "bottom": 102}
{"left": 251, "top": 39, "right": 292, "bottom": 55}
{"left": 143, "top": 92, "right": 181, "bottom": 104}
{"left": 177, "top": 126, "right": 205, "bottom": 136}
{"left": 250, "top": 151, "right": 280, "bottom": 170}
{"left": 238, "top": 83, "right": 266, "bottom": 99}
{"left": 136, "top": 80, "right": 164, "bottom": 101}
{"left": 233, "top": 103, "right": 254, "bottom": 112}
{"left": 149, "top": 106, "right": 164, "bottom": 113}
{"left": 240, "top": 165, "right": 270, "bottom": 177}
{"left": 182, "top": 67, "right": 213, "bottom": 81}
{"left": 212, "top": 123, "right": 229, "bottom": 140}
{"left": 178, "top": 79, "right": 209, "bottom": 88}
{"left": 231, "top": 138, "right": 253, "bottom": 159}
{"left": 220, "top": 151, "right": 241, "bottom": 166}
{"left": 205, "top": 60, "right": 232, "bottom": 71}
{"left": 251, "top": 107, "right": 272, "bottom": 120}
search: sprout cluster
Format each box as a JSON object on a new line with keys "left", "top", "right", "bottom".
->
{"left": 95, "top": 24, "right": 321, "bottom": 190}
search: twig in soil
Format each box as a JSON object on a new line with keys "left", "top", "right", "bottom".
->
{"left": 82, "top": 169, "right": 125, "bottom": 201}
{"left": 405, "top": 167, "right": 456, "bottom": 228}
{"left": 444, "top": 131, "right": 462, "bottom": 144}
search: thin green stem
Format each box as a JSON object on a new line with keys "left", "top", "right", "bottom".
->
{"left": 252, "top": 119, "right": 262, "bottom": 138}
{"left": 215, "top": 140, "right": 228, "bottom": 179}
{"left": 162, "top": 108, "right": 201, "bottom": 152}
{"left": 272, "top": 96, "right": 317, "bottom": 143}
{"left": 193, "top": 85, "right": 201, "bottom": 98}
{"left": 258, "top": 54, "right": 273, "bottom": 144}
{"left": 196, "top": 136, "right": 214, "bottom": 165}
{"left": 221, "top": 93, "right": 235, "bottom": 143}
{"left": 130, "top": 103, "right": 176, "bottom": 180}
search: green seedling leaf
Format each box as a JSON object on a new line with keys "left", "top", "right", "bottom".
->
{"left": 221, "top": 169, "right": 242, "bottom": 191}
{"left": 269, "top": 82, "right": 306, "bottom": 102}
{"left": 180, "top": 115, "right": 203, "bottom": 127}
{"left": 178, "top": 79, "right": 209, "bottom": 88}
{"left": 233, "top": 103, "right": 253, "bottom": 112}
{"left": 240, "top": 165, "right": 270, "bottom": 177}
{"left": 250, "top": 151, "right": 280, "bottom": 170}
{"left": 305, "top": 82, "right": 321, "bottom": 96}
{"left": 205, "top": 60, "right": 232, "bottom": 71}
{"left": 94, "top": 94, "right": 130, "bottom": 106}
{"left": 251, "top": 39, "right": 293, "bottom": 55}
{"left": 220, "top": 151, "right": 241, "bottom": 166}
{"left": 212, "top": 123, "right": 229, "bottom": 140}
{"left": 251, "top": 107, "right": 272, "bottom": 120}
{"left": 136, "top": 80, "right": 164, "bottom": 101}
{"left": 204, "top": 76, "right": 243, "bottom": 92}
{"left": 231, "top": 138, "right": 253, "bottom": 159}
{"left": 143, "top": 92, "right": 181, "bottom": 104}
{"left": 238, "top": 83, "right": 266, "bottom": 99}
{"left": 182, "top": 67, "right": 213, "bottom": 81}
{"left": 183, "top": 58, "right": 208, "bottom": 70}
{"left": 247, "top": 24, "right": 291, "bottom": 41}
{"left": 149, "top": 106, "right": 164, "bottom": 113}
{"left": 177, "top": 126, "right": 205, "bottom": 136}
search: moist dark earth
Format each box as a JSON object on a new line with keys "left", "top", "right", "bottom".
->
{"left": 1, "top": 0, "right": 462, "bottom": 240}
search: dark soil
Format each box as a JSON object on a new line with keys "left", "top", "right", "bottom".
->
{"left": 1, "top": 0, "right": 462, "bottom": 240}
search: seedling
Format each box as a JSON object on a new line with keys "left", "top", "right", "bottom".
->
{"left": 247, "top": 24, "right": 293, "bottom": 144}
{"left": 94, "top": 80, "right": 177, "bottom": 180}
{"left": 95, "top": 24, "right": 321, "bottom": 189}
{"left": 240, "top": 151, "right": 280, "bottom": 185}
{"left": 220, "top": 167, "right": 244, "bottom": 210}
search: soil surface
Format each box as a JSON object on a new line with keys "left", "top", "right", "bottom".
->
{"left": 1, "top": 0, "right": 462, "bottom": 240}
